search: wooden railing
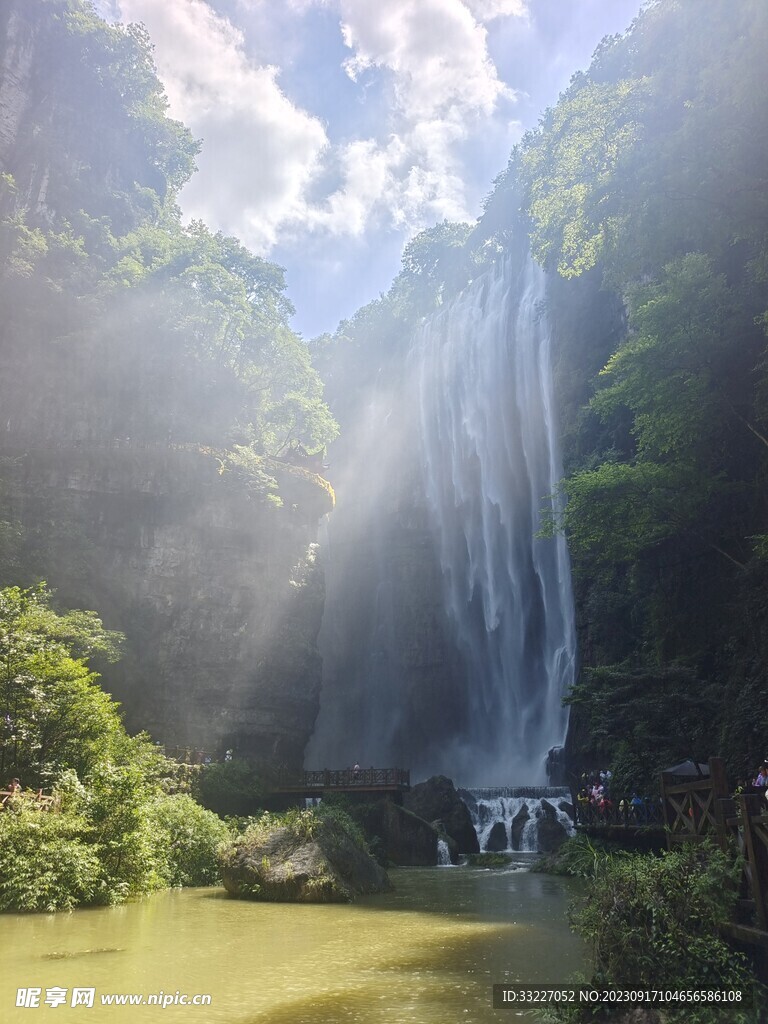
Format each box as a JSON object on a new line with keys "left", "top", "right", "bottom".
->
{"left": 660, "top": 758, "right": 730, "bottom": 842}
{"left": 1, "top": 788, "right": 57, "bottom": 811}
{"left": 660, "top": 759, "right": 768, "bottom": 951}
{"left": 574, "top": 799, "right": 664, "bottom": 829}
{"left": 734, "top": 793, "right": 768, "bottom": 936}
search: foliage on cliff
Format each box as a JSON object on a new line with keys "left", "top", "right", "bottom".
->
{"left": 501, "top": 0, "right": 768, "bottom": 785}
{"left": 0, "top": 0, "right": 336, "bottom": 503}
{"left": 317, "top": 0, "right": 768, "bottom": 788}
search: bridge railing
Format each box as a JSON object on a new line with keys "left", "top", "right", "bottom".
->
{"left": 277, "top": 767, "right": 410, "bottom": 790}
{"left": 574, "top": 799, "right": 664, "bottom": 829}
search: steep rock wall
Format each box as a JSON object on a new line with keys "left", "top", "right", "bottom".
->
{"left": 0, "top": 444, "right": 332, "bottom": 771}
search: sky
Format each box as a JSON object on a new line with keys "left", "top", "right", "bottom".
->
{"left": 95, "top": 0, "right": 645, "bottom": 338}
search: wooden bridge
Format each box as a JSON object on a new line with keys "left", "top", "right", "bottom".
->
{"left": 272, "top": 767, "right": 410, "bottom": 798}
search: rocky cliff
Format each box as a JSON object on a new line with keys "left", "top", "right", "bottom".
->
{"left": 0, "top": 0, "right": 338, "bottom": 775}
{"left": 0, "top": 442, "right": 333, "bottom": 771}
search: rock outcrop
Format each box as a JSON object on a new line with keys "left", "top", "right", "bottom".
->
{"left": 536, "top": 799, "right": 570, "bottom": 853}
{"left": 220, "top": 812, "right": 391, "bottom": 903}
{"left": 403, "top": 775, "right": 480, "bottom": 854}
{"left": 356, "top": 800, "right": 439, "bottom": 866}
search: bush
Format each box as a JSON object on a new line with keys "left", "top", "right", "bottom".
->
{"left": 557, "top": 843, "right": 764, "bottom": 1023}
{"left": 0, "top": 804, "right": 101, "bottom": 911}
{"left": 82, "top": 758, "right": 165, "bottom": 904}
{"left": 466, "top": 852, "right": 513, "bottom": 868}
{"left": 146, "top": 794, "right": 230, "bottom": 887}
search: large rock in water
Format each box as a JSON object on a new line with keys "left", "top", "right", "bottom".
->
{"left": 510, "top": 803, "right": 530, "bottom": 850}
{"left": 356, "top": 801, "right": 439, "bottom": 866}
{"left": 403, "top": 775, "right": 480, "bottom": 854}
{"left": 536, "top": 799, "right": 569, "bottom": 854}
{"left": 220, "top": 813, "right": 391, "bottom": 903}
{"left": 484, "top": 821, "right": 508, "bottom": 852}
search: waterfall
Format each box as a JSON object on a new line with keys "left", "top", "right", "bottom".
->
{"left": 413, "top": 255, "right": 576, "bottom": 785}
{"left": 308, "top": 251, "right": 576, "bottom": 785}
{"left": 436, "top": 838, "right": 453, "bottom": 866}
{"left": 460, "top": 786, "right": 574, "bottom": 853}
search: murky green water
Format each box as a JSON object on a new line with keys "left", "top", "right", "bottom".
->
{"left": 1, "top": 864, "right": 584, "bottom": 1023}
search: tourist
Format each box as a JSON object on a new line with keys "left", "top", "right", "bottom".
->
{"left": 630, "top": 792, "right": 645, "bottom": 823}
{"left": 2, "top": 777, "right": 21, "bottom": 808}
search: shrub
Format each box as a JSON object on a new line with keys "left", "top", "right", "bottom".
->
{"left": 0, "top": 804, "right": 100, "bottom": 912}
{"left": 193, "top": 760, "right": 263, "bottom": 817}
{"left": 466, "top": 852, "right": 513, "bottom": 868}
{"left": 532, "top": 833, "right": 626, "bottom": 877}
{"left": 146, "top": 794, "right": 230, "bottom": 887}
{"left": 556, "top": 843, "right": 764, "bottom": 1023}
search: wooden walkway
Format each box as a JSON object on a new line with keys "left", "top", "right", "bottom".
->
{"left": 574, "top": 801, "right": 665, "bottom": 830}
{"left": 272, "top": 767, "right": 410, "bottom": 798}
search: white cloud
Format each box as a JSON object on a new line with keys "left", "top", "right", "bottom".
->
{"left": 113, "top": 0, "right": 328, "bottom": 251}
{"left": 109, "top": 0, "right": 525, "bottom": 251}
{"left": 338, "top": 0, "right": 512, "bottom": 120}
{"left": 461, "top": 0, "right": 528, "bottom": 22}
{"left": 304, "top": 0, "right": 521, "bottom": 237}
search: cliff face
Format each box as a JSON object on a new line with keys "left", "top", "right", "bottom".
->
{"left": 0, "top": 444, "right": 332, "bottom": 771}
{"left": 0, "top": 3, "right": 36, "bottom": 182}
{"left": 0, "top": 0, "right": 338, "bottom": 774}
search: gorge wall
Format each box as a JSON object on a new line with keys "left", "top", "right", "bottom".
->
{"left": 0, "top": 444, "right": 332, "bottom": 770}
{"left": 0, "top": 0, "right": 337, "bottom": 774}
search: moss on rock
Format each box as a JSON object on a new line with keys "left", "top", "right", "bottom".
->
{"left": 218, "top": 807, "right": 391, "bottom": 903}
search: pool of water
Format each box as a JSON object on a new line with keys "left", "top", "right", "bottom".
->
{"left": 1, "top": 864, "right": 585, "bottom": 1023}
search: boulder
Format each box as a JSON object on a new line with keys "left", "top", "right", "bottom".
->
{"left": 404, "top": 775, "right": 479, "bottom": 853}
{"left": 219, "top": 811, "right": 391, "bottom": 902}
{"left": 484, "top": 821, "right": 508, "bottom": 852}
{"left": 536, "top": 799, "right": 570, "bottom": 854}
{"left": 510, "top": 803, "right": 530, "bottom": 849}
{"left": 356, "top": 800, "right": 439, "bottom": 865}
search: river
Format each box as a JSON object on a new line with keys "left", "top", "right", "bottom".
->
{"left": 2, "top": 863, "right": 583, "bottom": 1023}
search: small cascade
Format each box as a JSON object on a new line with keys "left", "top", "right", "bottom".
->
{"left": 436, "top": 838, "right": 453, "bottom": 866}
{"left": 460, "top": 787, "right": 574, "bottom": 853}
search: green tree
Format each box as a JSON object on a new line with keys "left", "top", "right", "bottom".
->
{"left": 0, "top": 585, "right": 124, "bottom": 785}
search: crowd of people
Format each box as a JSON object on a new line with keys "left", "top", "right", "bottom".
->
{"left": 575, "top": 770, "right": 661, "bottom": 824}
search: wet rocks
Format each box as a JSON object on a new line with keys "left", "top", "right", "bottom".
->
{"left": 403, "top": 775, "right": 479, "bottom": 854}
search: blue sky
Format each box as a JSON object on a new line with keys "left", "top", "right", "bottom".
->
{"left": 96, "top": 0, "right": 644, "bottom": 337}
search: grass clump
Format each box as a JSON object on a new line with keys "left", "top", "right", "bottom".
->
{"left": 466, "top": 852, "right": 513, "bottom": 868}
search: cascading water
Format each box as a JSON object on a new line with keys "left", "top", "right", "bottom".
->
{"left": 436, "top": 838, "right": 453, "bottom": 866}
{"left": 308, "top": 251, "right": 576, "bottom": 787}
{"left": 460, "top": 787, "right": 574, "bottom": 853}
{"left": 413, "top": 254, "right": 576, "bottom": 785}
